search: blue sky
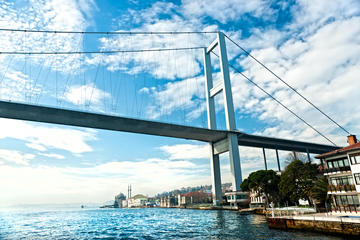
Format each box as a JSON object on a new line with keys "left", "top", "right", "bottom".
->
{"left": 0, "top": 0, "right": 359, "bottom": 206}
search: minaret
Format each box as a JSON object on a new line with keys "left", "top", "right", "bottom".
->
{"left": 127, "top": 184, "right": 132, "bottom": 199}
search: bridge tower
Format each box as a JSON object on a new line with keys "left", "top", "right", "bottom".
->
{"left": 203, "top": 32, "right": 242, "bottom": 205}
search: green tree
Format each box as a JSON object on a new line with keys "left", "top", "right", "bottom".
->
{"left": 279, "top": 159, "right": 318, "bottom": 206}
{"left": 241, "top": 170, "right": 280, "bottom": 207}
{"left": 240, "top": 178, "right": 250, "bottom": 191}
{"left": 311, "top": 175, "right": 330, "bottom": 208}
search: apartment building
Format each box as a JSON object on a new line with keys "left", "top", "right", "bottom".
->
{"left": 316, "top": 135, "right": 360, "bottom": 213}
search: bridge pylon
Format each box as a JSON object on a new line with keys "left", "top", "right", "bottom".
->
{"left": 203, "top": 32, "right": 242, "bottom": 206}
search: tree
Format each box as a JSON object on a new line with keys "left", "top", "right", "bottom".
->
{"left": 240, "top": 178, "right": 250, "bottom": 191}
{"left": 279, "top": 159, "right": 318, "bottom": 206}
{"left": 284, "top": 152, "right": 309, "bottom": 165}
{"left": 241, "top": 170, "right": 280, "bottom": 207}
{"left": 311, "top": 175, "right": 330, "bottom": 208}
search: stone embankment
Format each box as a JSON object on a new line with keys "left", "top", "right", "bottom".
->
{"left": 267, "top": 214, "right": 360, "bottom": 237}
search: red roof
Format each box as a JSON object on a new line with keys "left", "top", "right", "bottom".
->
{"left": 315, "top": 141, "right": 360, "bottom": 158}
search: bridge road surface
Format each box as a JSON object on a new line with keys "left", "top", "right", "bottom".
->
{"left": 0, "top": 100, "right": 340, "bottom": 154}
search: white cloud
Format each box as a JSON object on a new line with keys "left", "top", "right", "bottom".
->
{"left": 0, "top": 0, "right": 95, "bottom": 73}
{"left": 0, "top": 69, "right": 42, "bottom": 103}
{"left": 63, "top": 83, "right": 111, "bottom": 107}
{"left": 0, "top": 157, "right": 209, "bottom": 206}
{"left": 0, "top": 118, "right": 96, "bottom": 154}
{"left": 235, "top": 16, "right": 360, "bottom": 145}
{"left": 0, "top": 141, "right": 296, "bottom": 206}
{"left": 181, "top": 0, "right": 274, "bottom": 24}
{"left": 76, "top": 0, "right": 98, "bottom": 18}
{"left": 139, "top": 87, "right": 150, "bottom": 94}
{"left": 0, "top": 149, "right": 34, "bottom": 165}
{"left": 88, "top": 1, "right": 218, "bottom": 80}
{"left": 38, "top": 153, "right": 65, "bottom": 159}
{"left": 93, "top": 33, "right": 206, "bottom": 80}
{"left": 26, "top": 143, "right": 47, "bottom": 152}
{"left": 290, "top": 0, "right": 360, "bottom": 36}
{"left": 0, "top": 0, "right": 99, "bottom": 109}
{"left": 160, "top": 143, "right": 209, "bottom": 160}
{"left": 146, "top": 75, "right": 206, "bottom": 120}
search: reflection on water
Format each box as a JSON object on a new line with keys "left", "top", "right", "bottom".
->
{"left": 0, "top": 207, "right": 344, "bottom": 239}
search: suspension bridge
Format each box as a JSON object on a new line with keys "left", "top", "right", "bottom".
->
{"left": 0, "top": 29, "right": 346, "bottom": 205}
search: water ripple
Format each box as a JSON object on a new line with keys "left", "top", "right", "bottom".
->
{"left": 0, "top": 208, "right": 343, "bottom": 239}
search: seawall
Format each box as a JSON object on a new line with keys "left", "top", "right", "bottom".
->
{"left": 267, "top": 215, "right": 360, "bottom": 236}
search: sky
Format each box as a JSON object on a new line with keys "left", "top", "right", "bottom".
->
{"left": 0, "top": 0, "right": 359, "bottom": 206}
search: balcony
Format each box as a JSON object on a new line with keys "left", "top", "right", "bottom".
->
{"left": 332, "top": 205, "right": 360, "bottom": 213}
{"left": 322, "top": 166, "right": 351, "bottom": 174}
{"left": 328, "top": 184, "right": 356, "bottom": 193}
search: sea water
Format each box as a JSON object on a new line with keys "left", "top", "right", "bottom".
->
{"left": 0, "top": 207, "right": 344, "bottom": 239}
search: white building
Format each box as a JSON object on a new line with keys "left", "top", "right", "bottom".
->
{"left": 224, "top": 191, "right": 250, "bottom": 208}
{"left": 128, "top": 194, "right": 148, "bottom": 208}
{"left": 316, "top": 135, "right": 360, "bottom": 213}
{"left": 249, "top": 190, "right": 265, "bottom": 208}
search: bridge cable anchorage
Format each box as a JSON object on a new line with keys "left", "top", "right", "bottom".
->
{"left": 0, "top": 47, "right": 205, "bottom": 55}
{"left": 224, "top": 34, "right": 351, "bottom": 136}
{"left": 210, "top": 51, "right": 338, "bottom": 146}
{"left": 0, "top": 28, "right": 219, "bottom": 35}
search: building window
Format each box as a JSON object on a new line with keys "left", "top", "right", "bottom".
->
{"left": 326, "top": 158, "right": 349, "bottom": 169}
{"left": 350, "top": 153, "right": 360, "bottom": 165}
{"left": 330, "top": 176, "right": 354, "bottom": 185}
{"left": 334, "top": 195, "right": 360, "bottom": 207}
{"left": 354, "top": 173, "right": 360, "bottom": 185}
{"left": 327, "top": 162, "right": 333, "bottom": 168}
{"left": 354, "top": 195, "right": 360, "bottom": 205}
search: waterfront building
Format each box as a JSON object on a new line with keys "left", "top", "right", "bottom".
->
{"left": 122, "top": 199, "right": 128, "bottom": 208}
{"left": 160, "top": 195, "right": 178, "bottom": 207}
{"left": 177, "top": 191, "right": 212, "bottom": 206}
{"left": 224, "top": 191, "right": 250, "bottom": 208}
{"left": 249, "top": 190, "right": 265, "bottom": 208}
{"left": 114, "top": 193, "right": 126, "bottom": 208}
{"left": 315, "top": 135, "right": 360, "bottom": 213}
{"left": 160, "top": 197, "right": 166, "bottom": 207}
{"left": 145, "top": 197, "right": 156, "bottom": 207}
{"left": 128, "top": 194, "right": 148, "bottom": 207}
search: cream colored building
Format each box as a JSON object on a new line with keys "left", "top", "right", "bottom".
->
{"left": 316, "top": 135, "right": 360, "bottom": 213}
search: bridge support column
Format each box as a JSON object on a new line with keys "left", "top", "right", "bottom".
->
{"left": 209, "top": 143, "right": 222, "bottom": 205}
{"left": 204, "top": 32, "right": 243, "bottom": 201}
{"left": 306, "top": 149, "right": 311, "bottom": 162}
{"left": 263, "top": 148, "right": 268, "bottom": 170}
{"left": 228, "top": 133, "right": 242, "bottom": 191}
{"left": 276, "top": 149, "right": 281, "bottom": 172}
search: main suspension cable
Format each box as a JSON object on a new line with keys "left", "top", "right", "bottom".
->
{"left": 224, "top": 34, "right": 351, "bottom": 136}
{"left": 0, "top": 28, "right": 219, "bottom": 35}
{"left": 0, "top": 47, "right": 204, "bottom": 55}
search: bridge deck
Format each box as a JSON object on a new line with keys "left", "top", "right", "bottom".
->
{"left": 0, "top": 101, "right": 340, "bottom": 154}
